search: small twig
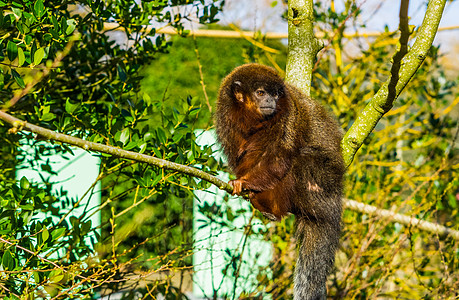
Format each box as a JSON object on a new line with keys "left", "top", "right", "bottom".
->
{"left": 231, "top": 211, "right": 255, "bottom": 300}
{"left": 0, "top": 237, "right": 90, "bottom": 282}
{"left": 56, "top": 172, "right": 103, "bottom": 227}
{"left": 313, "top": 0, "right": 366, "bottom": 72}
{"left": 0, "top": 283, "right": 20, "bottom": 297}
{"left": 191, "top": 23, "right": 212, "bottom": 113}
{"left": 228, "top": 23, "right": 280, "bottom": 54}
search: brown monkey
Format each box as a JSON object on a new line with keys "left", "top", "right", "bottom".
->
{"left": 215, "top": 64, "right": 345, "bottom": 300}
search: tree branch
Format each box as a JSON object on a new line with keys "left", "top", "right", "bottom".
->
{"left": 285, "top": 0, "right": 323, "bottom": 96}
{"left": 345, "top": 199, "right": 459, "bottom": 240}
{"left": 0, "top": 110, "right": 232, "bottom": 194}
{"left": 341, "top": 0, "right": 447, "bottom": 167}
{"left": 1, "top": 110, "right": 457, "bottom": 239}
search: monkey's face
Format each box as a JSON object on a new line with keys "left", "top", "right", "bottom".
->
{"left": 231, "top": 81, "right": 284, "bottom": 119}
{"left": 252, "top": 86, "right": 280, "bottom": 117}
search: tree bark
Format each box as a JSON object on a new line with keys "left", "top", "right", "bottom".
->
{"left": 285, "top": 0, "right": 322, "bottom": 96}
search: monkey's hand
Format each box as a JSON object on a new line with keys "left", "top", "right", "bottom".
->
{"left": 229, "top": 179, "right": 254, "bottom": 200}
{"left": 229, "top": 179, "right": 244, "bottom": 195}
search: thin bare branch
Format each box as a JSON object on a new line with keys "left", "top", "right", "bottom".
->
{"left": 345, "top": 199, "right": 459, "bottom": 240}
{"left": 0, "top": 110, "right": 232, "bottom": 194}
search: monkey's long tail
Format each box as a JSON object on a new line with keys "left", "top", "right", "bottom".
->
{"left": 293, "top": 215, "right": 341, "bottom": 300}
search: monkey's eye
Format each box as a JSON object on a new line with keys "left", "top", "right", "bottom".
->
{"left": 256, "top": 90, "right": 266, "bottom": 97}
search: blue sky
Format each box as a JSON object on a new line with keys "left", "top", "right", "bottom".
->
{"left": 221, "top": 0, "right": 459, "bottom": 69}
{"left": 222, "top": 0, "right": 459, "bottom": 33}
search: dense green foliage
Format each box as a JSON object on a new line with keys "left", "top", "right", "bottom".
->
{"left": 0, "top": 0, "right": 225, "bottom": 298}
{"left": 0, "top": 0, "right": 457, "bottom": 299}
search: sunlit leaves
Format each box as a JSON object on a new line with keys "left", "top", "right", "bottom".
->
{"left": 119, "top": 128, "right": 130, "bottom": 146}
{"left": 17, "top": 47, "right": 25, "bottom": 66}
{"left": 65, "top": 99, "right": 80, "bottom": 114}
{"left": 19, "top": 176, "right": 30, "bottom": 190}
{"left": 33, "top": 47, "right": 45, "bottom": 65}
{"left": 1, "top": 0, "right": 226, "bottom": 298}
{"left": 33, "top": 0, "right": 45, "bottom": 18}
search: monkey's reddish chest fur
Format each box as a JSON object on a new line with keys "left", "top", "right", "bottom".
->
{"left": 232, "top": 119, "right": 295, "bottom": 220}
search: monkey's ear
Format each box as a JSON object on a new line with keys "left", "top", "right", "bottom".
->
{"left": 231, "top": 81, "right": 244, "bottom": 102}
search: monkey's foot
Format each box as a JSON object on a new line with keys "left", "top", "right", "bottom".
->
{"left": 261, "top": 212, "right": 279, "bottom": 221}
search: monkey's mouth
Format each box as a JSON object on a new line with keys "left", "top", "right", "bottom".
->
{"left": 260, "top": 107, "right": 276, "bottom": 115}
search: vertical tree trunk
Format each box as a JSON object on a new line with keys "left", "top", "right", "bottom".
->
{"left": 285, "top": 0, "right": 322, "bottom": 97}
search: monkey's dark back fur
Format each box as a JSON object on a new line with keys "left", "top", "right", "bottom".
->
{"left": 215, "top": 64, "right": 345, "bottom": 300}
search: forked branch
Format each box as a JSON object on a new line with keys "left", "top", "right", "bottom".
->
{"left": 341, "top": 0, "right": 447, "bottom": 167}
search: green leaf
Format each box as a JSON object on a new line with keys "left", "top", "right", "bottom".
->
{"left": 20, "top": 203, "right": 34, "bottom": 210}
{"left": 34, "top": 0, "right": 45, "bottom": 18}
{"left": 138, "top": 142, "right": 147, "bottom": 154}
{"left": 118, "top": 65, "right": 127, "bottom": 82}
{"left": 2, "top": 250, "right": 15, "bottom": 271}
{"left": 448, "top": 194, "right": 457, "bottom": 208}
{"left": 0, "top": 1, "right": 7, "bottom": 7}
{"left": 11, "top": 69, "right": 25, "bottom": 88}
{"left": 34, "top": 47, "right": 45, "bottom": 65}
{"left": 172, "top": 132, "right": 184, "bottom": 143}
{"left": 152, "top": 147, "right": 162, "bottom": 158}
{"left": 17, "top": 47, "right": 25, "bottom": 66}
{"left": 143, "top": 132, "right": 153, "bottom": 142}
{"left": 25, "top": 35, "right": 32, "bottom": 46}
{"left": 20, "top": 176, "right": 30, "bottom": 190}
{"left": 33, "top": 272, "right": 41, "bottom": 284}
{"left": 156, "top": 128, "right": 167, "bottom": 144}
{"left": 49, "top": 28, "right": 59, "bottom": 39}
{"left": 41, "top": 113, "right": 56, "bottom": 121}
{"left": 22, "top": 12, "right": 34, "bottom": 28}
{"left": 7, "top": 41, "right": 18, "bottom": 61}
{"left": 51, "top": 269, "right": 64, "bottom": 283}
{"left": 41, "top": 226, "right": 49, "bottom": 243}
{"left": 43, "top": 33, "right": 53, "bottom": 41}
{"left": 51, "top": 228, "right": 66, "bottom": 241}
{"left": 51, "top": 15, "right": 59, "bottom": 30}
{"left": 189, "top": 107, "right": 200, "bottom": 116}
{"left": 11, "top": 7, "right": 22, "bottom": 19}
{"left": 119, "top": 128, "right": 130, "bottom": 145}
{"left": 124, "top": 141, "right": 137, "bottom": 150}
{"left": 66, "top": 19, "right": 76, "bottom": 35}
{"left": 65, "top": 99, "right": 80, "bottom": 114}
